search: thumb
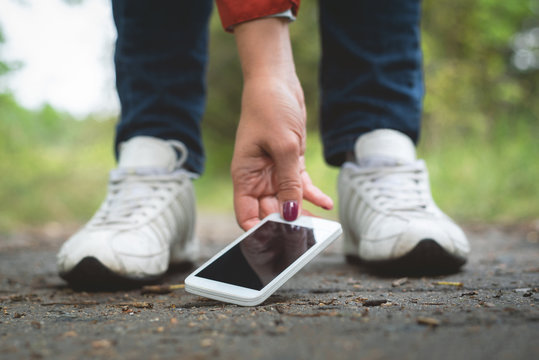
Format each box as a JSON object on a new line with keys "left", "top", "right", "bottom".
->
{"left": 274, "top": 150, "right": 303, "bottom": 222}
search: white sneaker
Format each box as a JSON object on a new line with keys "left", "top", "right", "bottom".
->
{"left": 338, "top": 129, "right": 470, "bottom": 273}
{"left": 57, "top": 136, "right": 197, "bottom": 288}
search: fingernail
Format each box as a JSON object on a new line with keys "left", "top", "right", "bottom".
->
{"left": 283, "top": 201, "right": 299, "bottom": 221}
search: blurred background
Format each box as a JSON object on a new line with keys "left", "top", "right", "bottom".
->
{"left": 0, "top": 0, "right": 537, "bottom": 235}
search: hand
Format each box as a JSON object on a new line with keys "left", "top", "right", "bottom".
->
{"left": 231, "top": 18, "right": 333, "bottom": 230}
{"left": 231, "top": 76, "right": 333, "bottom": 230}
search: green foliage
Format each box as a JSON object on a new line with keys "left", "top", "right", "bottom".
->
{"left": 0, "top": 95, "right": 115, "bottom": 232}
{"left": 0, "top": 25, "right": 10, "bottom": 77}
{"left": 421, "top": 0, "right": 539, "bottom": 147}
{"left": 0, "top": 0, "right": 538, "bottom": 232}
{"left": 419, "top": 119, "right": 539, "bottom": 222}
{"left": 416, "top": 0, "right": 539, "bottom": 223}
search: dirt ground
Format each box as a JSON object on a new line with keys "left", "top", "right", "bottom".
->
{"left": 1, "top": 214, "right": 538, "bottom": 360}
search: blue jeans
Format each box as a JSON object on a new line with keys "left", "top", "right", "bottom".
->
{"left": 112, "top": 0, "right": 423, "bottom": 173}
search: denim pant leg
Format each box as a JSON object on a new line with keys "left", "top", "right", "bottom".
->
{"left": 318, "top": 0, "right": 424, "bottom": 166}
{"left": 112, "top": 0, "right": 213, "bottom": 174}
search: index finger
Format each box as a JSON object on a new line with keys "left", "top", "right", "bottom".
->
{"left": 234, "top": 194, "right": 261, "bottom": 231}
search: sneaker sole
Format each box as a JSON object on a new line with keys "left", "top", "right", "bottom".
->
{"left": 346, "top": 239, "right": 467, "bottom": 276}
{"left": 60, "top": 257, "right": 192, "bottom": 291}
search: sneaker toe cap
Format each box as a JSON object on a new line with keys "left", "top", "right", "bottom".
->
{"left": 392, "top": 218, "right": 470, "bottom": 259}
{"left": 57, "top": 230, "right": 117, "bottom": 273}
{"left": 57, "top": 230, "right": 168, "bottom": 278}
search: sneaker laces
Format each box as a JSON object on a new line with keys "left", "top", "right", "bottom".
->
{"left": 89, "top": 141, "right": 197, "bottom": 230}
{"left": 345, "top": 160, "right": 435, "bottom": 216}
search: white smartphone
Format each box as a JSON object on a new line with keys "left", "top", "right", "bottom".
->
{"left": 185, "top": 213, "right": 342, "bottom": 306}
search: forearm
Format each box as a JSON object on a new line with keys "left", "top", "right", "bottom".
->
{"left": 234, "top": 18, "right": 296, "bottom": 81}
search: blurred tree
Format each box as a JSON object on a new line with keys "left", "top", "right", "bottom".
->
{"left": 0, "top": 27, "right": 8, "bottom": 77}
{"left": 421, "top": 0, "right": 539, "bottom": 147}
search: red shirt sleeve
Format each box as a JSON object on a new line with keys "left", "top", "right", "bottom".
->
{"left": 216, "top": 0, "right": 300, "bottom": 32}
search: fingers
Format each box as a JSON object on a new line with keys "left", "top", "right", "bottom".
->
{"left": 235, "top": 194, "right": 281, "bottom": 231}
{"left": 259, "top": 196, "right": 280, "bottom": 219}
{"left": 301, "top": 171, "right": 334, "bottom": 211}
{"left": 271, "top": 142, "right": 303, "bottom": 222}
{"left": 235, "top": 184, "right": 331, "bottom": 231}
{"left": 234, "top": 194, "right": 261, "bottom": 231}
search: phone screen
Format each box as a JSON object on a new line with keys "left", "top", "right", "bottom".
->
{"left": 194, "top": 221, "right": 316, "bottom": 290}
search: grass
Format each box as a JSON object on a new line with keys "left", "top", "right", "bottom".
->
{"left": 0, "top": 94, "right": 537, "bottom": 233}
{"left": 419, "top": 119, "right": 539, "bottom": 223}
{"left": 0, "top": 96, "right": 115, "bottom": 232}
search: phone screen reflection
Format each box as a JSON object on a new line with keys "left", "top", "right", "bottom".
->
{"left": 195, "top": 221, "right": 315, "bottom": 290}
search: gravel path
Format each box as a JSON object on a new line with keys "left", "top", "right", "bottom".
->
{"left": 1, "top": 215, "right": 538, "bottom": 359}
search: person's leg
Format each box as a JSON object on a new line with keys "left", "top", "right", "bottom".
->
{"left": 319, "top": 0, "right": 469, "bottom": 273}
{"left": 57, "top": 0, "right": 213, "bottom": 289}
{"left": 113, "top": 0, "right": 213, "bottom": 173}
{"left": 318, "top": 0, "right": 423, "bottom": 166}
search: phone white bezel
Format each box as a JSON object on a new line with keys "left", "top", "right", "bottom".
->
{"left": 185, "top": 213, "right": 342, "bottom": 306}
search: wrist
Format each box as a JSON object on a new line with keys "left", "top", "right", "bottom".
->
{"left": 234, "top": 18, "right": 296, "bottom": 81}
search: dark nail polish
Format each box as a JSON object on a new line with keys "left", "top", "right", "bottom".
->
{"left": 283, "top": 201, "right": 298, "bottom": 221}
